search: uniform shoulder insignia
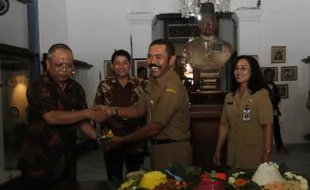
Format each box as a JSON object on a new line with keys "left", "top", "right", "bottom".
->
{"left": 166, "top": 88, "right": 176, "bottom": 94}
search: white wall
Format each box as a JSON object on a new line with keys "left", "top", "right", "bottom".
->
{"left": 258, "top": 0, "right": 310, "bottom": 144}
{"left": 234, "top": 0, "right": 310, "bottom": 143}
{"left": 65, "top": 0, "right": 132, "bottom": 105}
{"left": 37, "top": 0, "right": 310, "bottom": 144}
{"left": 0, "top": 0, "right": 28, "bottom": 48}
{"left": 38, "top": 0, "right": 68, "bottom": 54}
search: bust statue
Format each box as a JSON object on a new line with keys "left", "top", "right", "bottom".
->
{"left": 181, "top": 2, "right": 233, "bottom": 92}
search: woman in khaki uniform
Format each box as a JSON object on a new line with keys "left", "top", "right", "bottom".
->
{"left": 213, "top": 55, "right": 273, "bottom": 170}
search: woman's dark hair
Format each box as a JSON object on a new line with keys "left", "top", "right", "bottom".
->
{"left": 231, "top": 55, "right": 269, "bottom": 95}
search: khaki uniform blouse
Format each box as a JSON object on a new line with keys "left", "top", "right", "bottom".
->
{"left": 220, "top": 88, "right": 273, "bottom": 169}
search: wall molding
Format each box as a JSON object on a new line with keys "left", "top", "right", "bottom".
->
{"left": 15, "top": 0, "right": 26, "bottom": 4}
{"left": 235, "top": 8, "right": 262, "bottom": 22}
{"left": 127, "top": 12, "right": 154, "bottom": 24}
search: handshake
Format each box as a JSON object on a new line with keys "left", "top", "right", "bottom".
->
{"left": 87, "top": 105, "right": 117, "bottom": 123}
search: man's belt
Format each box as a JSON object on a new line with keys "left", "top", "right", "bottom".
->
{"left": 150, "top": 139, "right": 188, "bottom": 145}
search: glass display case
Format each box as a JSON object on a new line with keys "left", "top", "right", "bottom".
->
{"left": 0, "top": 55, "right": 30, "bottom": 169}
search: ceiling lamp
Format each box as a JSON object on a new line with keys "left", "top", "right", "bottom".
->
{"left": 179, "top": 0, "right": 231, "bottom": 18}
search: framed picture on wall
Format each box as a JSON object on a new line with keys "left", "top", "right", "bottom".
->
{"left": 271, "top": 46, "right": 286, "bottom": 63}
{"left": 261, "top": 67, "right": 278, "bottom": 81}
{"left": 276, "top": 84, "right": 289, "bottom": 99}
{"left": 133, "top": 58, "right": 150, "bottom": 78}
{"left": 281, "top": 66, "right": 297, "bottom": 81}
{"left": 103, "top": 60, "right": 113, "bottom": 78}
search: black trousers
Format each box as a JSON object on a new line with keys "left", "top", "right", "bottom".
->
{"left": 22, "top": 152, "right": 77, "bottom": 190}
{"left": 274, "top": 116, "right": 284, "bottom": 150}
{"left": 104, "top": 148, "right": 144, "bottom": 181}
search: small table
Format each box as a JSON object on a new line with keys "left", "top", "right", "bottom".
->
{"left": 50, "top": 181, "right": 113, "bottom": 190}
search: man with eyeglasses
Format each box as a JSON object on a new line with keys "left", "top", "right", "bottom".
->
{"left": 19, "top": 43, "right": 107, "bottom": 190}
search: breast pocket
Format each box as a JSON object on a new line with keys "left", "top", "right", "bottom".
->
{"left": 226, "top": 104, "right": 238, "bottom": 121}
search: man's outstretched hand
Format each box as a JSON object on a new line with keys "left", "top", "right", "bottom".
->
{"left": 93, "top": 105, "right": 115, "bottom": 118}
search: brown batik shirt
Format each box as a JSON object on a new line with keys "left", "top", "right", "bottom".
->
{"left": 94, "top": 76, "right": 147, "bottom": 152}
{"left": 19, "top": 73, "right": 88, "bottom": 180}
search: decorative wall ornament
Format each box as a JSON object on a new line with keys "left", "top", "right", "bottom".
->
{"left": 9, "top": 106, "right": 20, "bottom": 117}
{"left": 8, "top": 72, "right": 17, "bottom": 87}
{"left": 0, "top": 0, "right": 9, "bottom": 16}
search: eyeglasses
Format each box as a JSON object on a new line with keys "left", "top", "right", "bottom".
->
{"left": 53, "top": 63, "right": 74, "bottom": 70}
{"left": 234, "top": 67, "right": 251, "bottom": 72}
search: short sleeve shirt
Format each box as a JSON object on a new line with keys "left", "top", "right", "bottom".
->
{"left": 93, "top": 76, "right": 147, "bottom": 152}
{"left": 139, "top": 68, "right": 190, "bottom": 140}
{"left": 93, "top": 76, "right": 147, "bottom": 136}
{"left": 220, "top": 88, "right": 273, "bottom": 169}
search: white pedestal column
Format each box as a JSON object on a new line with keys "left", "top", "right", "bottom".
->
{"left": 127, "top": 12, "right": 154, "bottom": 59}
{"left": 235, "top": 9, "right": 262, "bottom": 55}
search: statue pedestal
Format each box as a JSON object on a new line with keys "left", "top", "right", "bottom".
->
{"left": 189, "top": 93, "right": 227, "bottom": 171}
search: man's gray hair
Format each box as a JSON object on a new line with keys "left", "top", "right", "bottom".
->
{"left": 47, "top": 43, "right": 73, "bottom": 60}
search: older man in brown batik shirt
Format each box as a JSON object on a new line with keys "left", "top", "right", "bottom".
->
{"left": 94, "top": 50, "right": 147, "bottom": 180}
{"left": 19, "top": 44, "right": 106, "bottom": 190}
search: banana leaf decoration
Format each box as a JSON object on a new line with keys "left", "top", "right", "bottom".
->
{"left": 164, "top": 163, "right": 203, "bottom": 190}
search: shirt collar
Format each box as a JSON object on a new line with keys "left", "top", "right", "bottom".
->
{"left": 111, "top": 76, "right": 135, "bottom": 84}
{"left": 150, "top": 67, "right": 174, "bottom": 87}
{"left": 43, "top": 71, "right": 72, "bottom": 88}
{"left": 234, "top": 88, "right": 252, "bottom": 101}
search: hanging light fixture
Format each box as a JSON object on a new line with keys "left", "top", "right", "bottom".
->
{"left": 179, "top": 0, "right": 232, "bottom": 18}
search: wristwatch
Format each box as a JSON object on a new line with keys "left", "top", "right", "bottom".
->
{"left": 113, "top": 107, "right": 118, "bottom": 117}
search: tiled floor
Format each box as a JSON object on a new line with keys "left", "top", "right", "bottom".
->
{"left": 1, "top": 144, "right": 309, "bottom": 186}
{"left": 77, "top": 144, "right": 310, "bottom": 181}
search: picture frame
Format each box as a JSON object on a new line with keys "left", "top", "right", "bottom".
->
{"left": 276, "top": 84, "right": 289, "bottom": 99}
{"left": 133, "top": 58, "right": 150, "bottom": 78}
{"left": 261, "top": 67, "right": 278, "bottom": 81}
{"left": 271, "top": 46, "right": 286, "bottom": 63}
{"left": 103, "top": 60, "right": 113, "bottom": 78}
{"left": 281, "top": 66, "right": 297, "bottom": 81}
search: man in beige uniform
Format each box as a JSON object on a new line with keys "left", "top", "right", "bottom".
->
{"left": 98, "top": 39, "right": 192, "bottom": 170}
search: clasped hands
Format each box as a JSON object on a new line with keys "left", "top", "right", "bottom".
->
{"left": 87, "top": 105, "right": 115, "bottom": 123}
{"left": 91, "top": 105, "right": 124, "bottom": 149}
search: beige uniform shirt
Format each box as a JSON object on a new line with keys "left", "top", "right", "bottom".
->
{"left": 220, "top": 88, "right": 273, "bottom": 169}
{"left": 137, "top": 68, "right": 192, "bottom": 170}
{"left": 137, "top": 68, "right": 190, "bottom": 140}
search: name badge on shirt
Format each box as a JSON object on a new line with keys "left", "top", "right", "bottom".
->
{"left": 226, "top": 101, "right": 234, "bottom": 105}
{"left": 242, "top": 105, "right": 251, "bottom": 121}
